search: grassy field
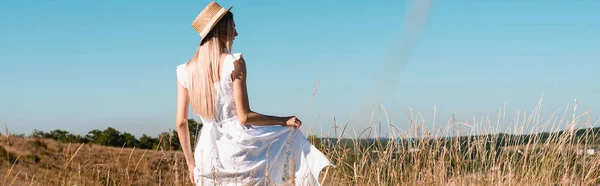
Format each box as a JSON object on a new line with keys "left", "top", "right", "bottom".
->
{"left": 1, "top": 100, "right": 600, "bottom": 185}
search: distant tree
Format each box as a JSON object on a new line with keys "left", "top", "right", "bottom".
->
{"left": 155, "top": 132, "right": 173, "bottom": 150}
{"left": 138, "top": 134, "right": 157, "bottom": 149}
{"left": 86, "top": 129, "right": 103, "bottom": 142}
{"left": 97, "top": 127, "right": 125, "bottom": 147}
{"left": 170, "top": 130, "right": 181, "bottom": 151}
{"left": 122, "top": 132, "right": 139, "bottom": 148}
{"left": 30, "top": 129, "right": 85, "bottom": 143}
{"left": 169, "top": 119, "right": 204, "bottom": 151}
{"left": 49, "top": 130, "right": 69, "bottom": 141}
{"left": 31, "top": 129, "right": 50, "bottom": 138}
{"left": 188, "top": 119, "right": 203, "bottom": 147}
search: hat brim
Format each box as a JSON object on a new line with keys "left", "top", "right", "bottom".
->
{"left": 198, "top": 6, "right": 233, "bottom": 42}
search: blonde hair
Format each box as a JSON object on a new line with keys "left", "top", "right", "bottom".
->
{"left": 185, "top": 12, "right": 236, "bottom": 121}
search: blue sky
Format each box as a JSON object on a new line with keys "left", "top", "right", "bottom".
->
{"left": 1, "top": 0, "right": 599, "bottom": 138}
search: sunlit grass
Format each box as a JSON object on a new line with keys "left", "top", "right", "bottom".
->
{"left": 1, "top": 98, "right": 599, "bottom": 185}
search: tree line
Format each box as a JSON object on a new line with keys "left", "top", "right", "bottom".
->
{"left": 30, "top": 119, "right": 203, "bottom": 151}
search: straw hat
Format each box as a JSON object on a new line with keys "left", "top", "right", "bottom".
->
{"left": 191, "top": 1, "right": 233, "bottom": 42}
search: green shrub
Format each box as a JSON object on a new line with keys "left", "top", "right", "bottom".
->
{"left": 26, "top": 154, "right": 41, "bottom": 163}
{"left": 0, "top": 145, "right": 18, "bottom": 164}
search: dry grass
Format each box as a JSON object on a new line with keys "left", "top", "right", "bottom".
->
{"left": 313, "top": 98, "right": 600, "bottom": 186}
{"left": 0, "top": 134, "right": 189, "bottom": 186}
{"left": 1, "top": 98, "right": 600, "bottom": 185}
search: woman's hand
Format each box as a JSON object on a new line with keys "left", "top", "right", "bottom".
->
{"left": 188, "top": 164, "right": 196, "bottom": 184}
{"left": 284, "top": 116, "right": 302, "bottom": 128}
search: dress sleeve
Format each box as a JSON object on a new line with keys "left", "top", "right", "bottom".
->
{"left": 222, "top": 53, "right": 243, "bottom": 81}
{"left": 176, "top": 63, "right": 188, "bottom": 89}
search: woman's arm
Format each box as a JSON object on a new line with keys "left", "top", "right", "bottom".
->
{"left": 175, "top": 79, "right": 195, "bottom": 182}
{"left": 231, "top": 56, "right": 301, "bottom": 128}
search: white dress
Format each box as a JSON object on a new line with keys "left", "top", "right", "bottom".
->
{"left": 176, "top": 53, "right": 332, "bottom": 186}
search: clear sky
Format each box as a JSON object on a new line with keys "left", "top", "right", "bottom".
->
{"left": 1, "top": 0, "right": 599, "bottom": 138}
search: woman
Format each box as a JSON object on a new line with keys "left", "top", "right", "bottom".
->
{"left": 175, "top": 2, "right": 332, "bottom": 185}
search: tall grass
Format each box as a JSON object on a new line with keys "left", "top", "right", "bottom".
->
{"left": 1, "top": 98, "right": 600, "bottom": 185}
{"left": 312, "top": 98, "right": 600, "bottom": 185}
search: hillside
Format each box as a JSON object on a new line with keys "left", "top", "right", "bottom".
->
{"left": 0, "top": 136, "right": 189, "bottom": 186}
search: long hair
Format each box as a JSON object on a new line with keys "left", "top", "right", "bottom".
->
{"left": 186, "top": 12, "right": 236, "bottom": 121}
